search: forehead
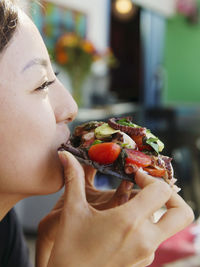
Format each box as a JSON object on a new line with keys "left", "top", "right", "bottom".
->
{"left": 0, "top": 10, "right": 49, "bottom": 84}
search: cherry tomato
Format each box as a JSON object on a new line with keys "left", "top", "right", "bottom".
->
{"left": 125, "top": 149, "right": 151, "bottom": 167}
{"left": 88, "top": 142, "right": 121, "bottom": 164}
{"left": 143, "top": 167, "right": 166, "bottom": 177}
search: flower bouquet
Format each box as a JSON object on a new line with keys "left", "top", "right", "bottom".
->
{"left": 54, "top": 33, "right": 115, "bottom": 107}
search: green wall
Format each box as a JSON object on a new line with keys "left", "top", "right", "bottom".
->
{"left": 163, "top": 12, "right": 200, "bottom": 104}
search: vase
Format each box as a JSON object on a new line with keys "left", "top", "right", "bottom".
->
{"left": 65, "top": 67, "right": 88, "bottom": 107}
{"left": 70, "top": 71, "right": 93, "bottom": 108}
{"left": 70, "top": 76, "right": 84, "bottom": 107}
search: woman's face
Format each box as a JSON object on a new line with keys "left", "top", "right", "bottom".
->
{"left": 0, "top": 11, "right": 78, "bottom": 197}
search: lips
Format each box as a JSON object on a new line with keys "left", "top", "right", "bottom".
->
{"left": 56, "top": 123, "right": 71, "bottom": 148}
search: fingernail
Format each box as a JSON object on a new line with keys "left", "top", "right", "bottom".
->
{"left": 125, "top": 181, "right": 133, "bottom": 191}
{"left": 118, "top": 194, "right": 129, "bottom": 205}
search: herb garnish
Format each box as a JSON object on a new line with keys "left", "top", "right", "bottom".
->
{"left": 120, "top": 143, "right": 132, "bottom": 148}
{"left": 117, "top": 118, "right": 140, "bottom": 128}
{"left": 91, "top": 140, "right": 102, "bottom": 146}
{"left": 145, "top": 138, "right": 159, "bottom": 154}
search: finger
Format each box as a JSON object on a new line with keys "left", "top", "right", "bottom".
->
{"left": 86, "top": 185, "right": 138, "bottom": 205}
{"left": 36, "top": 210, "right": 62, "bottom": 267}
{"left": 58, "top": 151, "right": 87, "bottom": 208}
{"left": 88, "top": 189, "right": 139, "bottom": 211}
{"left": 109, "top": 180, "right": 134, "bottom": 206}
{"left": 134, "top": 170, "right": 166, "bottom": 189}
{"left": 116, "top": 170, "right": 172, "bottom": 223}
{"left": 156, "top": 191, "right": 194, "bottom": 241}
{"left": 52, "top": 194, "right": 64, "bottom": 210}
{"left": 86, "top": 187, "right": 113, "bottom": 203}
{"left": 38, "top": 210, "right": 61, "bottom": 242}
{"left": 83, "top": 164, "right": 97, "bottom": 186}
{"left": 89, "top": 181, "right": 133, "bottom": 210}
{"left": 133, "top": 253, "right": 155, "bottom": 267}
{"left": 129, "top": 189, "right": 140, "bottom": 199}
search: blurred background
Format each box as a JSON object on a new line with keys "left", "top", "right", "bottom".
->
{"left": 16, "top": 0, "right": 200, "bottom": 266}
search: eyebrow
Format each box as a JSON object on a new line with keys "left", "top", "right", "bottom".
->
{"left": 21, "top": 58, "right": 48, "bottom": 73}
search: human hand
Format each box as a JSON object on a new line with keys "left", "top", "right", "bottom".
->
{"left": 38, "top": 151, "right": 193, "bottom": 267}
{"left": 84, "top": 164, "right": 137, "bottom": 210}
{"left": 36, "top": 163, "right": 134, "bottom": 267}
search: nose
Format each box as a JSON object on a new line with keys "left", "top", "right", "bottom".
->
{"left": 50, "top": 79, "right": 78, "bottom": 124}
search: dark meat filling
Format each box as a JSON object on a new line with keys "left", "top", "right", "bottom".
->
{"left": 108, "top": 117, "right": 146, "bottom": 136}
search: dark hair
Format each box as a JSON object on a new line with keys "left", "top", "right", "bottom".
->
{"left": 0, "top": 0, "right": 18, "bottom": 53}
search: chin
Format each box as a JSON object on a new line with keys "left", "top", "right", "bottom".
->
{"left": 45, "top": 172, "right": 64, "bottom": 195}
{"left": 34, "top": 167, "right": 65, "bottom": 196}
{"left": 48, "top": 181, "right": 64, "bottom": 195}
{"left": 31, "top": 151, "right": 65, "bottom": 195}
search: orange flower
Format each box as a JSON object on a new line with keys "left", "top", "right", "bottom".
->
{"left": 56, "top": 51, "right": 68, "bottom": 64}
{"left": 82, "top": 40, "right": 95, "bottom": 54}
{"left": 54, "top": 32, "right": 116, "bottom": 72}
{"left": 58, "top": 33, "right": 78, "bottom": 48}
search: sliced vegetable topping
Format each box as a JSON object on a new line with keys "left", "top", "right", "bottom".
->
{"left": 95, "top": 123, "right": 120, "bottom": 139}
{"left": 119, "top": 132, "right": 136, "bottom": 149}
{"left": 88, "top": 142, "right": 121, "bottom": 165}
{"left": 125, "top": 149, "right": 152, "bottom": 167}
{"left": 143, "top": 167, "right": 166, "bottom": 178}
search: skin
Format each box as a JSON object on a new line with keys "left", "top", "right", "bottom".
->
{"left": 37, "top": 151, "right": 194, "bottom": 267}
{"left": 0, "top": 10, "right": 77, "bottom": 218}
{"left": 0, "top": 8, "right": 194, "bottom": 267}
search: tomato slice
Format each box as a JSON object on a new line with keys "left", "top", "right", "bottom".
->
{"left": 143, "top": 167, "right": 166, "bottom": 177}
{"left": 125, "top": 149, "right": 151, "bottom": 167}
{"left": 88, "top": 142, "right": 121, "bottom": 165}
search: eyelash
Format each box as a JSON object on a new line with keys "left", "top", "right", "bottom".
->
{"left": 36, "top": 72, "right": 60, "bottom": 91}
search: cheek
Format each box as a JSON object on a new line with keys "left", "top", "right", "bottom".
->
{"left": 0, "top": 146, "right": 63, "bottom": 195}
{"left": 0, "top": 94, "right": 63, "bottom": 194}
{"left": 0, "top": 95, "right": 56, "bottom": 151}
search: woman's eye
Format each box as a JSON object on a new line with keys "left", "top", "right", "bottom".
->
{"left": 36, "top": 79, "right": 56, "bottom": 91}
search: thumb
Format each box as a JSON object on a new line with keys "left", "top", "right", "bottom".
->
{"left": 58, "top": 151, "right": 87, "bottom": 208}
